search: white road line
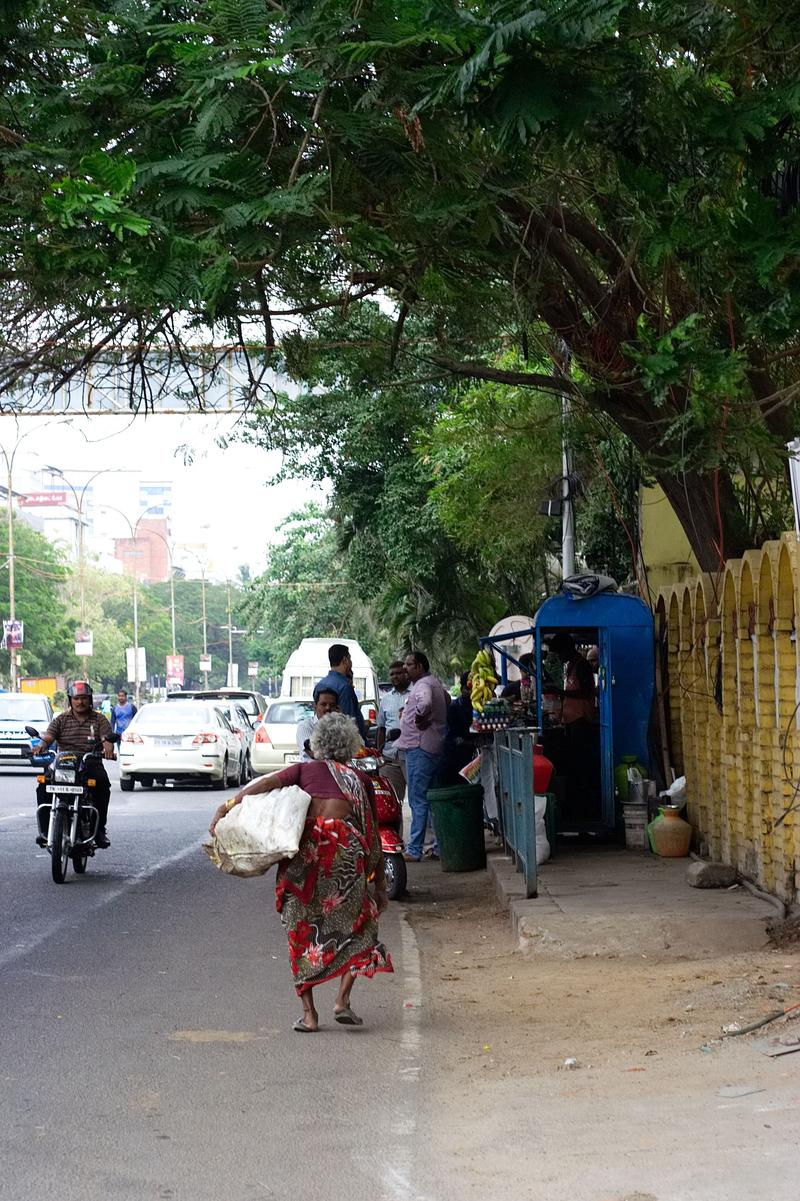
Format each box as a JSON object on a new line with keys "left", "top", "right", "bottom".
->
{"left": 0, "top": 841, "right": 200, "bottom": 972}
{"left": 381, "top": 907, "right": 431, "bottom": 1201}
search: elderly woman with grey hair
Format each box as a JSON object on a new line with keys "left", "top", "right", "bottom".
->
{"left": 209, "top": 711, "right": 392, "bottom": 1032}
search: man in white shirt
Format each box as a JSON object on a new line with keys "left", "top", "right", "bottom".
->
{"left": 296, "top": 688, "right": 339, "bottom": 760}
{"left": 376, "top": 660, "right": 411, "bottom": 796}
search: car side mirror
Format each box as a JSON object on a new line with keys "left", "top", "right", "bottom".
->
{"left": 25, "top": 725, "right": 40, "bottom": 738}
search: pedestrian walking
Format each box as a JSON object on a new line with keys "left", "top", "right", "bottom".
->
{"left": 111, "top": 689, "right": 137, "bottom": 738}
{"left": 208, "top": 712, "right": 393, "bottom": 1033}
{"left": 396, "top": 650, "right": 449, "bottom": 862}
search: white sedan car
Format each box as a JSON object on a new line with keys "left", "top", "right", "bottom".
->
{"left": 119, "top": 701, "right": 245, "bottom": 791}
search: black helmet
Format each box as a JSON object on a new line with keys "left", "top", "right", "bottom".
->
{"left": 68, "top": 680, "right": 93, "bottom": 702}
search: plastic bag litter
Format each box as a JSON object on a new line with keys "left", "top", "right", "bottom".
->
{"left": 534, "top": 794, "right": 550, "bottom": 865}
{"left": 203, "top": 786, "right": 311, "bottom": 877}
{"left": 458, "top": 754, "right": 482, "bottom": 785}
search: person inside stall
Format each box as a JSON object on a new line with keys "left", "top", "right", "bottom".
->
{"left": 440, "top": 672, "right": 476, "bottom": 784}
{"left": 499, "top": 652, "right": 535, "bottom": 715}
{"left": 548, "top": 633, "right": 600, "bottom": 822}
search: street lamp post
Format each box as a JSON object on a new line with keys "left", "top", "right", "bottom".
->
{"left": 133, "top": 511, "right": 177, "bottom": 657}
{"left": 177, "top": 546, "right": 209, "bottom": 687}
{"left": 100, "top": 505, "right": 149, "bottom": 708}
{"left": 226, "top": 581, "right": 234, "bottom": 687}
{"left": 1, "top": 424, "right": 38, "bottom": 689}
{"left": 201, "top": 565, "right": 208, "bottom": 687}
{"left": 44, "top": 465, "right": 117, "bottom": 678}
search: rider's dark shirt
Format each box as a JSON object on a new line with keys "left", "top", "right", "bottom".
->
{"left": 45, "top": 709, "right": 114, "bottom": 755}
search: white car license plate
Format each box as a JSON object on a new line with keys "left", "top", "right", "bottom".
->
{"left": 285, "top": 754, "right": 300, "bottom": 763}
{"left": 45, "top": 784, "right": 83, "bottom": 795}
{"left": 1, "top": 747, "right": 23, "bottom": 755}
{"left": 155, "top": 738, "right": 181, "bottom": 747}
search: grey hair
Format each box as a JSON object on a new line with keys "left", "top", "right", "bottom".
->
{"left": 309, "top": 711, "right": 361, "bottom": 763}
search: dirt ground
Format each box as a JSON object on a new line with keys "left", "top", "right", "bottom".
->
{"left": 404, "top": 864, "right": 800, "bottom": 1201}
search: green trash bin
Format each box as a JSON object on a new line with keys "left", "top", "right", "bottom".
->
{"left": 427, "top": 783, "right": 486, "bottom": 872}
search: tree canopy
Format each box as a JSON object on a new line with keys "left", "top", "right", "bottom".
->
{"left": 3, "top": 2, "right": 800, "bottom": 568}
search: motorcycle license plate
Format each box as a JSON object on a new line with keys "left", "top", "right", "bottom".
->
{"left": 45, "top": 784, "right": 83, "bottom": 795}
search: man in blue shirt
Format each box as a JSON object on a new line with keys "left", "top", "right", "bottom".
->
{"left": 312, "top": 644, "right": 366, "bottom": 740}
{"left": 111, "top": 689, "right": 137, "bottom": 737}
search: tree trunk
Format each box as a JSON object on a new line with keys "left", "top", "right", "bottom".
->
{"left": 655, "top": 468, "right": 749, "bottom": 573}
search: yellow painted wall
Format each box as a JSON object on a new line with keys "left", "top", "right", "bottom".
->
{"left": 641, "top": 485, "right": 700, "bottom": 596}
{"left": 658, "top": 534, "right": 800, "bottom": 904}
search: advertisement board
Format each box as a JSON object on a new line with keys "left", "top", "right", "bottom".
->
{"left": 199, "top": 654, "right": 212, "bottom": 673}
{"left": 126, "top": 646, "right": 147, "bottom": 684}
{"left": 1, "top": 619, "right": 24, "bottom": 649}
{"left": 166, "top": 654, "right": 184, "bottom": 687}
{"left": 18, "top": 491, "right": 67, "bottom": 507}
{"left": 75, "top": 628, "right": 93, "bottom": 656}
{"left": 247, "top": 661, "right": 258, "bottom": 678}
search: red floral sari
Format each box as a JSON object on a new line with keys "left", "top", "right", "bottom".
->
{"left": 275, "top": 761, "right": 393, "bottom": 995}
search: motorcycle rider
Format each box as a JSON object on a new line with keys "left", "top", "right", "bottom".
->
{"left": 34, "top": 681, "right": 116, "bottom": 849}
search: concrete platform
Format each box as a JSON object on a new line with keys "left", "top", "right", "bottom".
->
{"left": 488, "top": 846, "right": 778, "bottom": 960}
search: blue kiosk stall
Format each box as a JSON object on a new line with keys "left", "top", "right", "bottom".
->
{"left": 534, "top": 590, "right": 655, "bottom": 836}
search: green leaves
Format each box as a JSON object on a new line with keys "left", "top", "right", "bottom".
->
{"left": 43, "top": 177, "right": 151, "bottom": 240}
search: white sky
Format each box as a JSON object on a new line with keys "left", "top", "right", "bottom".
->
{"left": 4, "top": 412, "right": 327, "bottom": 580}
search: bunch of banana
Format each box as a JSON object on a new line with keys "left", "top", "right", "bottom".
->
{"left": 469, "top": 648, "right": 498, "bottom": 712}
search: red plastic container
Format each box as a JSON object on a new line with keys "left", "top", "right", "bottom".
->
{"left": 533, "top": 744, "right": 554, "bottom": 794}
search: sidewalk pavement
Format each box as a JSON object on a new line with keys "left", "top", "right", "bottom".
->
{"left": 489, "top": 844, "right": 778, "bottom": 960}
{"left": 403, "top": 845, "right": 799, "bottom": 1201}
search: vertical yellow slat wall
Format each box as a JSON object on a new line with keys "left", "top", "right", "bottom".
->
{"left": 659, "top": 534, "right": 800, "bottom": 904}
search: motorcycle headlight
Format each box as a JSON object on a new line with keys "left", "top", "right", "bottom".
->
{"left": 54, "top": 768, "right": 76, "bottom": 784}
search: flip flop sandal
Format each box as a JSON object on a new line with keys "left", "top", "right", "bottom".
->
{"left": 293, "top": 1017, "right": 318, "bottom": 1033}
{"left": 334, "top": 1007, "right": 364, "bottom": 1026}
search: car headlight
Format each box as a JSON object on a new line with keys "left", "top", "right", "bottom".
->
{"left": 54, "top": 768, "right": 76, "bottom": 784}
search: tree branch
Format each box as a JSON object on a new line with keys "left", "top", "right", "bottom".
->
{"left": 431, "top": 356, "right": 575, "bottom": 394}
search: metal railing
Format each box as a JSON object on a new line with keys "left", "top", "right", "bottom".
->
{"left": 494, "top": 728, "right": 539, "bottom": 898}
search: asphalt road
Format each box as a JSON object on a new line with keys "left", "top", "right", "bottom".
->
{"left": 0, "top": 763, "right": 429, "bottom": 1201}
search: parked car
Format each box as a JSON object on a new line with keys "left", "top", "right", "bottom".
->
{"left": 212, "top": 701, "right": 255, "bottom": 781}
{"left": 165, "top": 688, "right": 267, "bottom": 723}
{"left": 251, "top": 698, "right": 315, "bottom": 776}
{"left": 0, "top": 692, "right": 54, "bottom": 768}
{"left": 118, "top": 701, "right": 246, "bottom": 790}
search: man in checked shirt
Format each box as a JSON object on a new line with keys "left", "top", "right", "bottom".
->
{"left": 34, "top": 681, "right": 117, "bottom": 848}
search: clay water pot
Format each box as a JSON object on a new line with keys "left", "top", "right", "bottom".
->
{"left": 648, "top": 806, "right": 692, "bottom": 857}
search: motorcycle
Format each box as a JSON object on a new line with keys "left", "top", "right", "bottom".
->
{"left": 27, "top": 725, "right": 104, "bottom": 884}
{"left": 348, "top": 739, "right": 407, "bottom": 901}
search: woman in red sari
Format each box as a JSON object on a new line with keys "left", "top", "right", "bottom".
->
{"left": 209, "top": 712, "right": 392, "bottom": 1032}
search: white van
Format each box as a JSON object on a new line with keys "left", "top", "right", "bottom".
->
{"left": 280, "top": 638, "right": 381, "bottom": 720}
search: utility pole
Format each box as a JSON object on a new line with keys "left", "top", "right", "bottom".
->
{"left": 2, "top": 423, "right": 38, "bottom": 690}
{"left": 100, "top": 503, "right": 150, "bottom": 707}
{"left": 45, "top": 466, "right": 119, "bottom": 680}
{"left": 557, "top": 344, "right": 575, "bottom": 581}
{"left": 562, "top": 393, "right": 575, "bottom": 581}
{"left": 6, "top": 459, "right": 16, "bottom": 690}
{"left": 226, "top": 581, "right": 234, "bottom": 687}
{"left": 201, "top": 568, "right": 208, "bottom": 688}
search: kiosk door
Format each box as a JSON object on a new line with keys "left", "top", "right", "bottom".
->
{"left": 598, "top": 627, "right": 616, "bottom": 830}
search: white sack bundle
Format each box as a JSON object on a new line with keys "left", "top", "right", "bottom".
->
{"left": 203, "top": 785, "right": 312, "bottom": 877}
